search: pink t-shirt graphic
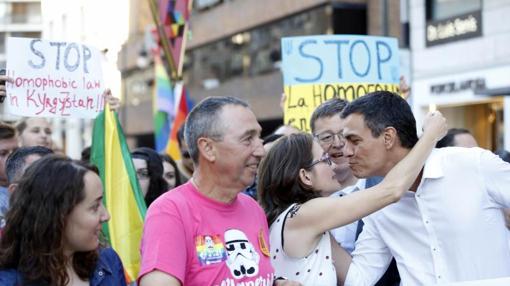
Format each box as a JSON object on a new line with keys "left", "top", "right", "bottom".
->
{"left": 138, "top": 182, "right": 274, "bottom": 286}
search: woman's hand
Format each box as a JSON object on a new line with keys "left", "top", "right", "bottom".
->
{"left": 422, "top": 111, "right": 447, "bottom": 142}
{"left": 102, "top": 89, "right": 121, "bottom": 112}
{"left": 400, "top": 76, "right": 411, "bottom": 99}
{"left": 0, "top": 75, "right": 13, "bottom": 103}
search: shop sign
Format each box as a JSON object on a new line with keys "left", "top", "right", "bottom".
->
{"left": 430, "top": 78, "right": 486, "bottom": 95}
{"left": 426, "top": 10, "right": 482, "bottom": 47}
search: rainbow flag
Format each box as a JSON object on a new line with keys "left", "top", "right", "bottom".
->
{"left": 158, "top": 0, "right": 193, "bottom": 76}
{"left": 153, "top": 54, "right": 175, "bottom": 152}
{"left": 166, "top": 82, "right": 191, "bottom": 160}
{"left": 90, "top": 105, "right": 147, "bottom": 283}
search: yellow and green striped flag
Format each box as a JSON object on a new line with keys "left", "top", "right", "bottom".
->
{"left": 91, "top": 105, "right": 147, "bottom": 283}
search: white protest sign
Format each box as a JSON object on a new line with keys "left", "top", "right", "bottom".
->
{"left": 5, "top": 37, "right": 105, "bottom": 118}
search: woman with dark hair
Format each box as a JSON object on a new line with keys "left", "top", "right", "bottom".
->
{"left": 258, "top": 113, "right": 447, "bottom": 285}
{"left": 159, "top": 154, "right": 182, "bottom": 189}
{"left": 0, "top": 154, "right": 126, "bottom": 285}
{"left": 131, "top": 147, "right": 169, "bottom": 207}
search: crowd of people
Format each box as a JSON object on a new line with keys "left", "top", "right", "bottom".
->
{"left": 0, "top": 72, "right": 509, "bottom": 286}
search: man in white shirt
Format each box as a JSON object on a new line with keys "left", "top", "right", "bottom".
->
{"left": 310, "top": 98, "right": 398, "bottom": 285}
{"left": 340, "top": 91, "right": 510, "bottom": 285}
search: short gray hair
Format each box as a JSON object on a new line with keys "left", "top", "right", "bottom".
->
{"left": 184, "top": 96, "right": 249, "bottom": 164}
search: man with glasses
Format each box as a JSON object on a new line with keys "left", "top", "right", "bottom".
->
{"left": 310, "top": 98, "right": 399, "bottom": 286}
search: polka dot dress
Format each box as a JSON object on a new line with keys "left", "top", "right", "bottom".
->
{"left": 269, "top": 204, "right": 337, "bottom": 285}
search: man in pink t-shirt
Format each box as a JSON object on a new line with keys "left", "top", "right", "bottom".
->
{"left": 138, "top": 97, "right": 299, "bottom": 286}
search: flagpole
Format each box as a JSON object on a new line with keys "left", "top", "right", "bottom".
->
{"left": 147, "top": 0, "right": 179, "bottom": 80}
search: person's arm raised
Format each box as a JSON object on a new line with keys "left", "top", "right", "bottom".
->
{"left": 286, "top": 111, "right": 447, "bottom": 242}
{"left": 0, "top": 74, "right": 13, "bottom": 103}
{"left": 102, "top": 88, "right": 121, "bottom": 112}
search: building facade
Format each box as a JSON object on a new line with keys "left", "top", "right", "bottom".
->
{"left": 409, "top": 0, "right": 510, "bottom": 151}
{"left": 118, "top": 0, "right": 404, "bottom": 144}
{"left": 0, "top": 0, "right": 42, "bottom": 68}
{"left": 0, "top": 0, "right": 42, "bottom": 121}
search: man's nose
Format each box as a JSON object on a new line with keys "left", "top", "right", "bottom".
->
{"left": 332, "top": 134, "right": 346, "bottom": 148}
{"left": 343, "top": 142, "right": 354, "bottom": 157}
{"left": 253, "top": 138, "right": 264, "bottom": 157}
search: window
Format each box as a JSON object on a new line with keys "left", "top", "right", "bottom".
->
{"left": 426, "top": 0, "right": 481, "bottom": 21}
{"left": 11, "top": 2, "right": 42, "bottom": 24}
{"left": 10, "top": 32, "right": 42, "bottom": 39}
{"left": 332, "top": 3, "right": 367, "bottom": 35}
{"left": 184, "top": 6, "right": 330, "bottom": 87}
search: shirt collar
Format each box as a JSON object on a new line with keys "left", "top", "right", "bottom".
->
{"left": 95, "top": 250, "right": 114, "bottom": 276}
{"left": 339, "top": 178, "right": 367, "bottom": 195}
{"left": 421, "top": 149, "right": 444, "bottom": 179}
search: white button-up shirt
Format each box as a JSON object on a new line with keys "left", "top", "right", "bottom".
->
{"left": 345, "top": 147, "right": 510, "bottom": 286}
{"left": 330, "top": 179, "right": 366, "bottom": 253}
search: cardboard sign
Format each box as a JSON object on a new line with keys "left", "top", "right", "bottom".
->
{"left": 281, "top": 35, "right": 400, "bottom": 132}
{"left": 5, "top": 37, "right": 105, "bottom": 118}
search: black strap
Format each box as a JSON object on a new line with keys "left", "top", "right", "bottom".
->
{"left": 355, "top": 219, "right": 364, "bottom": 240}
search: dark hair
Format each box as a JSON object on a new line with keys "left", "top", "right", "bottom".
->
{"left": 341, "top": 91, "right": 418, "bottom": 149}
{"left": 132, "top": 147, "right": 169, "bottom": 206}
{"left": 0, "top": 155, "right": 99, "bottom": 285}
{"left": 5, "top": 146, "right": 53, "bottom": 184}
{"left": 495, "top": 149, "right": 510, "bottom": 163}
{"left": 177, "top": 124, "right": 185, "bottom": 147}
{"left": 0, "top": 122, "right": 16, "bottom": 140}
{"left": 310, "top": 98, "right": 348, "bottom": 133}
{"left": 258, "top": 133, "right": 319, "bottom": 225}
{"left": 262, "top": 133, "right": 284, "bottom": 145}
{"left": 160, "top": 154, "right": 183, "bottom": 188}
{"left": 185, "top": 96, "right": 249, "bottom": 164}
{"left": 436, "top": 128, "right": 472, "bottom": 148}
{"left": 80, "top": 146, "right": 91, "bottom": 162}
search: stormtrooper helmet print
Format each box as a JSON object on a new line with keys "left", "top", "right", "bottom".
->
{"left": 224, "top": 229, "right": 260, "bottom": 279}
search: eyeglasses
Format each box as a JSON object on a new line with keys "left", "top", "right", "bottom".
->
{"left": 306, "top": 153, "right": 332, "bottom": 169}
{"left": 136, "top": 168, "right": 150, "bottom": 179}
{"left": 314, "top": 131, "right": 345, "bottom": 146}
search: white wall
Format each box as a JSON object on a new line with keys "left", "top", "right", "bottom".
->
{"left": 409, "top": 0, "right": 510, "bottom": 149}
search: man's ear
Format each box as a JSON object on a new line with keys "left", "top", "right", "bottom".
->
{"left": 383, "top": 127, "right": 398, "bottom": 149}
{"left": 7, "top": 183, "right": 17, "bottom": 194}
{"left": 298, "top": 168, "right": 313, "bottom": 188}
{"left": 197, "top": 137, "right": 216, "bottom": 162}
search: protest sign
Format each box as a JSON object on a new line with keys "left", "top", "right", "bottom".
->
{"left": 5, "top": 37, "right": 105, "bottom": 118}
{"left": 281, "top": 35, "right": 400, "bottom": 132}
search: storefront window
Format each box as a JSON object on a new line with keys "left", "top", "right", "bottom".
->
{"left": 426, "top": 0, "right": 481, "bottom": 21}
